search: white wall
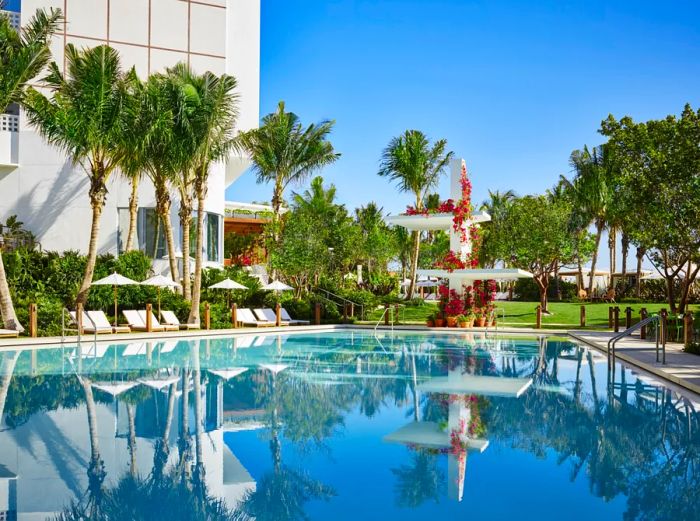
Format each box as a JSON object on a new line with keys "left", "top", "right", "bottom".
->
{"left": 0, "top": 0, "right": 260, "bottom": 258}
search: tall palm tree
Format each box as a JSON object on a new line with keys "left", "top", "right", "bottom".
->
{"left": 569, "top": 145, "right": 615, "bottom": 294}
{"left": 133, "top": 74, "right": 186, "bottom": 287}
{"left": 24, "top": 45, "right": 136, "bottom": 305}
{"left": 378, "top": 130, "right": 453, "bottom": 300}
{"left": 237, "top": 101, "right": 340, "bottom": 243}
{"left": 167, "top": 66, "right": 239, "bottom": 326}
{"left": 0, "top": 7, "right": 61, "bottom": 331}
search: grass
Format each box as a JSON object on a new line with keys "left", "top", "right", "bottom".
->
{"left": 365, "top": 301, "right": 693, "bottom": 330}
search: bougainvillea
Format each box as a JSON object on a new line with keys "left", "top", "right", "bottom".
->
{"left": 443, "top": 290, "right": 465, "bottom": 316}
{"left": 436, "top": 250, "right": 466, "bottom": 272}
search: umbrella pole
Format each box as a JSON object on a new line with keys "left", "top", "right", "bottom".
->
{"left": 158, "top": 287, "right": 161, "bottom": 319}
{"left": 113, "top": 285, "right": 118, "bottom": 327}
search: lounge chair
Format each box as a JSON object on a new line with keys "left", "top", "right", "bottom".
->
{"left": 88, "top": 310, "right": 130, "bottom": 333}
{"left": 123, "top": 310, "right": 165, "bottom": 332}
{"left": 237, "top": 308, "right": 275, "bottom": 327}
{"left": 254, "top": 308, "right": 290, "bottom": 326}
{"left": 139, "top": 310, "right": 179, "bottom": 332}
{"left": 160, "top": 310, "right": 199, "bottom": 330}
{"left": 69, "top": 310, "right": 120, "bottom": 334}
{"left": 280, "top": 308, "right": 310, "bottom": 325}
{"left": 0, "top": 328, "right": 19, "bottom": 338}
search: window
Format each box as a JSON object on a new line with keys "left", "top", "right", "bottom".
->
{"left": 138, "top": 208, "right": 166, "bottom": 259}
{"left": 206, "top": 213, "right": 221, "bottom": 262}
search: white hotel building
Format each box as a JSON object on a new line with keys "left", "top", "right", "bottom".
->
{"left": 0, "top": 0, "right": 260, "bottom": 265}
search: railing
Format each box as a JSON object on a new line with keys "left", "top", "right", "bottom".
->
{"left": 62, "top": 308, "right": 98, "bottom": 345}
{"left": 1, "top": 10, "right": 20, "bottom": 31}
{"left": 484, "top": 307, "right": 506, "bottom": 335}
{"left": 607, "top": 314, "right": 663, "bottom": 382}
{"left": 0, "top": 114, "right": 19, "bottom": 133}
{"left": 313, "top": 288, "right": 365, "bottom": 320}
{"left": 374, "top": 306, "right": 394, "bottom": 334}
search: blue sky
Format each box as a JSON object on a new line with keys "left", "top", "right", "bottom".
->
{"left": 226, "top": 0, "right": 700, "bottom": 217}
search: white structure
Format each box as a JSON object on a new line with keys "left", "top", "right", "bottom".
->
{"left": 0, "top": 1, "right": 260, "bottom": 266}
{"left": 387, "top": 158, "right": 532, "bottom": 293}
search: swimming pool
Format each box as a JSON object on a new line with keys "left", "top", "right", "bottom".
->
{"left": 0, "top": 330, "right": 697, "bottom": 520}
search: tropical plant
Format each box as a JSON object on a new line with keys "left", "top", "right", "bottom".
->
{"left": 23, "top": 45, "right": 137, "bottom": 305}
{"left": 0, "top": 6, "right": 61, "bottom": 330}
{"left": 378, "top": 130, "right": 453, "bottom": 299}
{"left": 568, "top": 144, "right": 617, "bottom": 294}
{"left": 164, "top": 65, "right": 239, "bottom": 325}
{"left": 237, "top": 101, "right": 340, "bottom": 243}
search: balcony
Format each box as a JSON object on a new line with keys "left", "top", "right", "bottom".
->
{"left": 1, "top": 10, "right": 20, "bottom": 31}
{"left": 0, "top": 114, "right": 19, "bottom": 171}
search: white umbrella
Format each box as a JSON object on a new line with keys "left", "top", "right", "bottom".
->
{"left": 91, "top": 381, "right": 138, "bottom": 397}
{"left": 141, "top": 274, "right": 181, "bottom": 317}
{"left": 261, "top": 280, "right": 293, "bottom": 292}
{"left": 209, "top": 278, "right": 248, "bottom": 307}
{"left": 92, "top": 272, "right": 139, "bottom": 327}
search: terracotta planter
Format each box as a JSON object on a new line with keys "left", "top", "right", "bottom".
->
{"left": 458, "top": 321, "right": 468, "bottom": 328}
{"left": 446, "top": 316, "right": 458, "bottom": 328}
{"left": 426, "top": 320, "right": 435, "bottom": 328}
{"left": 435, "top": 318, "right": 446, "bottom": 327}
{"left": 475, "top": 317, "right": 486, "bottom": 327}
{"left": 468, "top": 318, "right": 475, "bottom": 328}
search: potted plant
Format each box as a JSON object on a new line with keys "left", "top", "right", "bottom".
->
{"left": 435, "top": 312, "right": 446, "bottom": 328}
{"left": 457, "top": 315, "right": 469, "bottom": 328}
{"left": 466, "top": 311, "right": 476, "bottom": 328}
{"left": 475, "top": 312, "right": 486, "bottom": 327}
{"left": 426, "top": 313, "right": 435, "bottom": 328}
{"left": 444, "top": 290, "right": 465, "bottom": 327}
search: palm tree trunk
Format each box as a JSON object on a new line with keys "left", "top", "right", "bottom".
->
{"left": 0, "top": 352, "right": 20, "bottom": 418}
{"left": 76, "top": 195, "right": 106, "bottom": 306}
{"left": 191, "top": 343, "right": 204, "bottom": 469}
{"left": 78, "top": 375, "right": 106, "bottom": 498}
{"left": 156, "top": 180, "right": 181, "bottom": 290}
{"left": 125, "top": 176, "right": 139, "bottom": 252}
{"left": 180, "top": 189, "right": 192, "bottom": 302}
{"left": 588, "top": 221, "right": 604, "bottom": 294}
{"left": 0, "top": 252, "right": 22, "bottom": 332}
{"left": 269, "top": 179, "right": 283, "bottom": 279}
{"left": 621, "top": 232, "right": 629, "bottom": 285}
{"left": 187, "top": 188, "right": 206, "bottom": 325}
{"left": 608, "top": 226, "right": 617, "bottom": 291}
{"left": 406, "top": 230, "right": 420, "bottom": 300}
{"left": 635, "top": 246, "right": 646, "bottom": 298}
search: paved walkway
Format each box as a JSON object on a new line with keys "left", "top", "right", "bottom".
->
{"left": 571, "top": 330, "right": 700, "bottom": 395}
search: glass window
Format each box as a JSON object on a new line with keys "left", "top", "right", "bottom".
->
{"left": 139, "top": 208, "right": 166, "bottom": 259}
{"left": 206, "top": 213, "right": 221, "bottom": 262}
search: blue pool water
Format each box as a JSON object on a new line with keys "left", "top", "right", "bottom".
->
{"left": 0, "top": 330, "right": 697, "bottom": 520}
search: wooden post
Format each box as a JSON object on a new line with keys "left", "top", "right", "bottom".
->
{"left": 204, "top": 303, "right": 211, "bottom": 330}
{"left": 394, "top": 304, "right": 400, "bottom": 325}
{"left": 314, "top": 303, "right": 321, "bottom": 325}
{"left": 613, "top": 306, "right": 620, "bottom": 333}
{"left": 683, "top": 313, "right": 693, "bottom": 347}
{"left": 145, "top": 303, "right": 153, "bottom": 332}
{"left": 535, "top": 305, "right": 542, "bottom": 329}
{"left": 349, "top": 302, "right": 355, "bottom": 318}
{"left": 76, "top": 302, "right": 83, "bottom": 333}
{"left": 640, "top": 308, "right": 648, "bottom": 339}
{"left": 384, "top": 304, "right": 390, "bottom": 326}
{"left": 608, "top": 306, "right": 613, "bottom": 328}
{"left": 28, "top": 303, "right": 37, "bottom": 338}
{"left": 625, "top": 307, "right": 632, "bottom": 329}
{"left": 580, "top": 305, "right": 586, "bottom": 327}
{"left": 660, "top": 309, "right": 668, "bottom": 346}
{"left": 275, "top": 303, "right": 281, "bottom": 327}
{"left": 231, "top": 303, "right": 238, "bottom": 328}
{"left": 342, "top": 303, "right": 348, "bottom": 324}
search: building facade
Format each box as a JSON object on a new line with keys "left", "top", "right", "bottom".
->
{"left": 0, "top": 0, "right": 260, "bottom": 267}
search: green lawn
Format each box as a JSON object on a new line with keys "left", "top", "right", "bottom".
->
{"left": 364, "top": 301, "right": 693, "bottom": 330}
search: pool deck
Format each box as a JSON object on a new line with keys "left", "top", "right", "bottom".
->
{"left": 570, "top": 330, "right": 700, "bottom": 396}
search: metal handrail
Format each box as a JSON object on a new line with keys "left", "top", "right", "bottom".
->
{"left": 314, "top": 288, "right": 365, "bottom": 320}
{"left": 607, "top": 314, "right": 663, "bottom": 370}
{"left": 62, "top": 307, "right": 98, "bottom": 345}
{"left": 374, "top": 306, "right": 395, "bottom": 334}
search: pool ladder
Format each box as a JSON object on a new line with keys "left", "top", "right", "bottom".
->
{"left": 607, "top": 314, "right": 663, "bottom": 382}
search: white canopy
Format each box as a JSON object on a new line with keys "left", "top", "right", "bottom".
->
{"left": 209, "top": 278, "right": 248, "bottom": 290}
{"left": 141, "top": 274, "right": 180, "bottom": 288}
{"left": 138, "top": 375, "right": 180, "bottom": 390}
{"left": 259, "top": 363, "right": 288, "bottom": 375}
{"left": 91, "top": 381, "right": 138, "bottom": 396}
{"left": 418, "top": 268, "right": 532, "bottom": 281}
{"left": 208, "top": 368, "right": 248, "bottom": 380}
{"left": 262, "top": 280, "right": 293, "bottom": 291}
{"left": 91, "top": 272, "right": 139, "bottom": 286}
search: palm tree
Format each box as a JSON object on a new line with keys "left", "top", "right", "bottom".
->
{"left": 569, "top": 145, "right": 615, "bottom": 294}
{"left": 378, "top": 130, "right": 453, "bottom": 299}
{"left": 168, "top": 66, "right": 239, "bottom": 326}
{"left": 237, "top": 101, "right": 340, "bottom": 244}
{"left": 24, "top": 45, "right": 136, "bottom": 305}
{"left": 0, "top": 7, "right": 61, "bottom": 331}
{"left": 480, "top": 189, "right": 516, "bottom": 269}
{"left": 133, "top": 74, "right": 187, "bottom": 287}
